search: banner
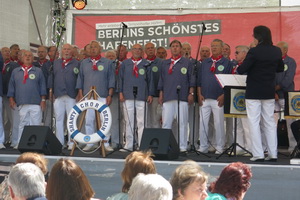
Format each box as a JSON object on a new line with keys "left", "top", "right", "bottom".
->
{"left": 69, "top": 10, "right": 300, "bottom": 89}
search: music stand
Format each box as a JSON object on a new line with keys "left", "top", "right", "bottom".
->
{"left": 284, "top": 91, "right": 300, "bottom": 159}
{"left": 214, "top": 74, "right": 252, "bottom": 159}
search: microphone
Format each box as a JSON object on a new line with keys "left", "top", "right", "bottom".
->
{"left": 202, "top": 22, "right": 206, "bottom": 31}
{"left": 121, "top": 22, "right": 128, "bottom": 28}
{"left": 177, "top": 85, "right": 181, "bottom": 94}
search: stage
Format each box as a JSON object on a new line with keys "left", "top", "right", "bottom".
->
{"left": 1, "top": 147, "right": 300, "bottom": 200}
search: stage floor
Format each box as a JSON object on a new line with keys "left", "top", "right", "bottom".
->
{"left": 1, "top": 147, "right": 300, "bottom": 200}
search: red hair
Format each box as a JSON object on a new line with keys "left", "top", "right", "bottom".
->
{"left": 209, "top": 162, "right": 252, "bottom": 200}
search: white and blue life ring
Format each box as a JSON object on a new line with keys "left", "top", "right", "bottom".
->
{"left": 67, "top": 99, "right": 112, "bottom": 144}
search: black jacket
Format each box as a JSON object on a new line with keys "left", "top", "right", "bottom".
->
{"left": 237, "top": 44, "right": 284, "bottom": 99}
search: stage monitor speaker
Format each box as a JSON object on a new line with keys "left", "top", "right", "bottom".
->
{"left": 18, "top": 126, "right": 62, "bottom": 155}
{"left": 140, "top": 128, "right": 179, "bottom": 160}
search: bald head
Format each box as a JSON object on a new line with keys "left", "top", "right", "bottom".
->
{"left": 276, "top": 41, "right": 288, "bottom": 56}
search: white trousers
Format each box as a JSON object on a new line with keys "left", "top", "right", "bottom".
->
{"left": 162, "top": 100, "right": 188, "bottom": 150}
{"left": 236, "top": 117, "right": 252, "bottom": 151}
{"left": 85, "top": 97, "right": 110, "bottom": 141}
{"left": 147, "top": 97, "right": 162, "bottom": 128}
{"left": 123, "top": 100, "right": 145, "bottom": 150}
{"left": 274, "top": 99, "right": 297, "bottom": 149}
{"left": 3, "top": 96, "right": 20, "bottom": 145}
{"left": 246, "top": 99, "right": 277, "bottom": 158}
{"left": 199, "top": 99, "right": 225, "bottom": 152}
{"left": 18, "top": 105, "right": 42, "bottom": 143}
{"left": 0, "top": 97, "right": 4, "bottom": 143}
{"left": 54, "top": 95, "right": 76, "bottom": 145}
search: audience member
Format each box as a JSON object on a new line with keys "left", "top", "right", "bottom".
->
{"left": 0, "top": 152, "right": 48, "bottom": 200}
{"left": 107, "top": 151, "right": 156, "bottom": 200}
{"left": 128, "top": 173, "right": 172, "bottom": 200}
{"left": 170, "top": 160, "right": 208, "bottom": 200}
{"left": 7, "top": 163, "right": 47, "bottom": 200}
{"left": 46, "top": 158, "right": 99, "bottom": 200}
{"left": 15, "top": 152, "right": 48, "bottom": 175}
{"left": 207, "top": 162, "right": 252, "bottom": 200}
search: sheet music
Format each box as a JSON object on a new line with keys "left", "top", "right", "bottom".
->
{"left": 215, "top": 74, "right": 247, "bottom": 87}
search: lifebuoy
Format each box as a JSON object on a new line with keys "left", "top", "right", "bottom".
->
{"left": 67, "top": 99, "right": 112, "bottom": 144}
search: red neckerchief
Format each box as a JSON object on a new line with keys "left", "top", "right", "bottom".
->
{"left": 22, "top": 64, "right": 33, "bottom": 84}
{"left": 91, "top": 55, "right": 101, "bottom": 70}
{"left": 62, "top": 58, "right": 72, "bottom": 68}
{"left": 50, "top": 58, "right": 55, "bottom": 62}
{"left": 10, "top": 57, "right": 18, "bottom": 63}
{"left": 18, "top": 61, "right": 23, "bottom": 66}
{"left": 210, "top": 55, "right": 223, "bottom": 73}
{"left": 115, "top": 58, "right": 125, "bottom": 75}
{"left": 132, "top": 57, "right": 142, "bottom": 77}
{"left": 232, "top": 62, "right": 242, "bottom": 74}
{"left": 146, "top": 56, "right": 156, "bottom": 61}
{"left": 39, "top": 59, "right": 48, "bottom": 67}
{"left": 2, "top": 60, "right": 10, "bottom": 74}
{"left": 282, "top": 55, "right": 287, "bottom": 60}
{"left": 168, "top": 55, "right": 181, "bottom": 74}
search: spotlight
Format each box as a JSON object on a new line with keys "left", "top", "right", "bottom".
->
{"left": 72, "top": 0, "right": 87, "bottom": 10}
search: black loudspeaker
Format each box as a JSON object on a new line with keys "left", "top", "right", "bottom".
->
{"left": 140, "top": 128, "right": 179, "bottom": 160}
{"left": 18, "top": 126, "right": 62, "bottom": 155}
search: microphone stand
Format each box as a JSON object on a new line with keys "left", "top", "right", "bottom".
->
{"left": 133, "top": 86, "right": 138, "bottom": 151}
{"left": 188, "top": 22, "right": 210, "bottom": 158}
{"left": 49, "top": 26, "right": 66, "bottom": 133}
{"left": 143, "top": 61, "right": 152, "bottom": 128}
{"left": 116, "top": 23, "right": 127, "bottom": 150}
{"left": 177, "top": 86, "right": 181, "bottom": 151}
{"left": 106, "top": 22, "right": 128, "bottom": 155}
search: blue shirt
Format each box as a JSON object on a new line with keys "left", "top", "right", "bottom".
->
{"left": 275, "top": 55, "right": 296, "bottom": 98}
{"left": 148, "top": 57, "right": 163, "bottom": 97}
{"left": 76, "top": 57, "right": 115, "bottom": 97}
{"left": 33, "top": 59, "right": 51, "bottom": 84}
{"left": 119, "top": 58, "right": 154, "bottom": 101}
{"left": 7, "top": 66, "right": 47, "bottom": 106}
{"left": 158, "top": 57, "right": 195, "bottom": 102}
{"left": 197, "top": 57, "right": 233, "bottom": 100}
{"left": 206, "top": 192, "right": 227, "bottom": 200}
{"left": 48, "top": 58, "right": 79, "bottom": 99}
